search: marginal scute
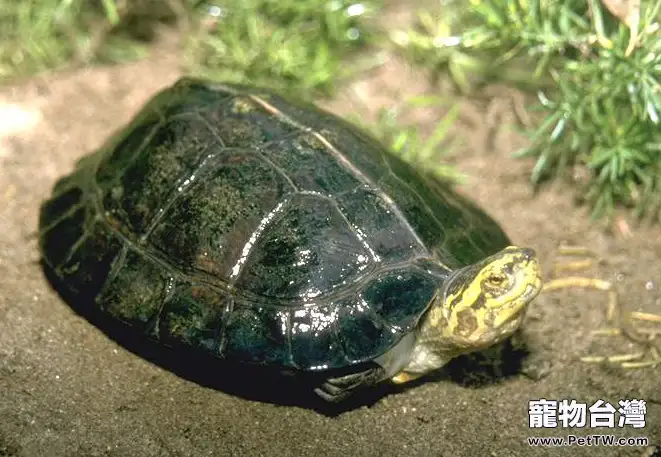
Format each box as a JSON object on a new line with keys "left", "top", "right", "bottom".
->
{"left": 96, "top": 249, "right": 168, "bottom": 329}
{"left": 44, "top": 178, "right": 84, "bottom": 218}
{"left": 43, "top": 218, "right": 123, "bottom": 303}
{"left": 223, "top": 305, "right": 290, "bottom": 364}
{"left": 39, "top": 183, "right": 86, "bottom": 268}
{"left": 336, "top": 298, "right": 399, "bottom": 363}
{"left": 42, "top": 206, "right": 86, "bottom": 269}
{"left": 422, "top": 178, "right": 511, "bottom": 265}
{"left": 377, "top": 172, "right": 442, "bottom": 257}
{"left": 362, "top": 267, "right": 438, "bottom": 332}
{"left": 159, "top": 284, "right": 230, "bottom": 352}
{"left": 290, "top": 305, "right": 346, "bottom": 369}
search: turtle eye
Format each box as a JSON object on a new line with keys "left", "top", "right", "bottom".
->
{"left": 486, "top": 274, "right": 507, "bottom": 287}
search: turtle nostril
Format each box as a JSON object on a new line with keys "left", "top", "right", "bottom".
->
{"left": 521, "top": 248, "right": 536, "bottom": 261}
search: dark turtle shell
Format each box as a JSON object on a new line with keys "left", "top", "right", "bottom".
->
{"left": 39, "top": 78, "right": 510, "bottom": 372}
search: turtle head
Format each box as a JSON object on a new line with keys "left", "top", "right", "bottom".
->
{"left": 424, "top": 246, "right": 542, "bottom": 353}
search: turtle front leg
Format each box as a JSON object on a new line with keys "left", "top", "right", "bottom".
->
{"left": 544, "top": 245, "right": 661, "bottom": 368}
{"left": 315, "top": 365, "right": 386, "bottom": 402}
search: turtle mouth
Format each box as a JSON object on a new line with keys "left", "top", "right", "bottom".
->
{"left": 521, "top": 281, "right": 541, "bottom": 302}
{"left": 494, "top": 277, "right": 542, "bottom": 328}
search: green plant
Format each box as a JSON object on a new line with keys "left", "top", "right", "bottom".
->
{"left": 0, "top": 0, "right": 185, "bottom": 81}
{"left": 185, "top": 0, "right": 382, "bottom": 96}
{"left": 0, "top": 0, "right": 462, "bottom": 184}
{"left": 392, "top": 0, "right": 661, "bottom": 222}
{"left": 351, "top": 95, "right": 465, "bottom": 183}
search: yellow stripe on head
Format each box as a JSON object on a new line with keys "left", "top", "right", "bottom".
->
{"left": 423, "top": 246, "right": 542, "bottom": 351}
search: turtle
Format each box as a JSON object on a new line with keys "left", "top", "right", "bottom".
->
{"left": 39, "top": 77, "right": 543, "bottom": 402}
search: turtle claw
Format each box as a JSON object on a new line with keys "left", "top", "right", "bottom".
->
{"left": 544, "top": 244, "right": 661, "bottom": 368}
{"left": 314, "top": 366, "right": 385, "bottom": 402}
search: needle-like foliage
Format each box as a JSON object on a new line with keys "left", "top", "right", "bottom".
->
{"left": 352, "top": 96, "right": 466, "bottom": 184}
{"left": 0, "top": 0, "right": 190, "bottom": 81}
{"left": 0, "top": 0, "right": 460, "bottom": 188}
{"left": 393, "top": 0, "right": 661, "bottom": 222}
{"left": 183, "top": 0, "right": 381, "bottom": 96}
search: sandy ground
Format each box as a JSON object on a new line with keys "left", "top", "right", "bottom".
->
{"left": 1, "top": 34, "right": 660, "bottom": 457}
